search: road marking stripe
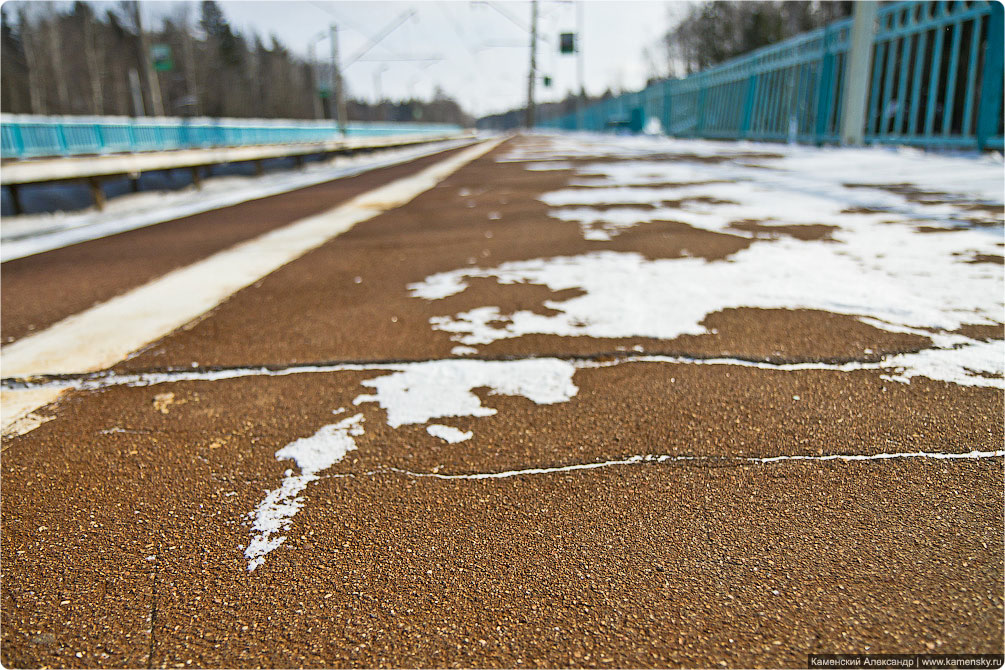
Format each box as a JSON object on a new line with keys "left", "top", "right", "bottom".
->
{"left": 1, "top": 138, "right": 504, "bottom": 436}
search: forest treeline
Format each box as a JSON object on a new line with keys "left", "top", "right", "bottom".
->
{"left": 665, "top": 0, "right": 853, "bottom": 76}
{"left": 0, "top": 0, "right": 473, "bottom": 125}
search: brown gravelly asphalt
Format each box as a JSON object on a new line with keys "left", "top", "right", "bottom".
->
{"left": 2, "top": 366, "right": 1002, "bottom": 668}
{"left": 111, "top": 141, "right": 942, "bottom": 371}
{"left": 1, "top": 136, "right": 1002, "bottom": 668}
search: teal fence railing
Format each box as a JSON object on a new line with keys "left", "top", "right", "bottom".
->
{"left": 540, "top": 0, "right": 1004, "bottom": 151}
{"left": 0, "top": 116, "right": 461, "bottom": 160}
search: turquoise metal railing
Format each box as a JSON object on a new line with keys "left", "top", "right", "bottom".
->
{"left": 0, "top": 116, "right": 461, "bottom": 160}
{"left": 540, "top": 0, "right": 1003, "bottom": 150}
{"left": 865, "top": 0, "right": 1003, "bottom": 148}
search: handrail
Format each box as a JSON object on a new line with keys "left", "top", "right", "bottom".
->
{"left": 0, "top": 115, "right": 461, "bottom": 160}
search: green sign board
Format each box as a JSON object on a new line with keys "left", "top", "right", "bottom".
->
{"left": 151, "top": 44, "right": 173, "bottom": 72}
{"left": 559, "top": 32, "right": 575, "bottom": 54}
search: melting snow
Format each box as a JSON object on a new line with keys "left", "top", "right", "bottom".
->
{"left": 879, "top": 340, "right": 1005, "bottom": 387}
{"left": 352, "top": 359, "right": 578, "bottom": 428}
{"left": 529, "top": 136, "right": 1002, "bottom": 240}
{"left": 26, "top": 134, "right": 999, "bottom": 574}
{"left": 245, "top": 359, "right": 578, "bottom": 570}
{"left": 501, "top": 133, "right": 1004, "bottom": 202}
{"left": 413, "top": 135, "right": 1004, "bottom": 387}
{"left": 245, "top": 413, "right": 364, "bottom": 571}
{"left": 427, "top": 424, "right": 474, "bottom": 443}
{"left": 411, "top": 243, "right": 999, "bottom": 337}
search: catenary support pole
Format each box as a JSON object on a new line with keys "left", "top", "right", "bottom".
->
{"left": 576, "top": 1, "right": 585, "bottom": 131}
{"left": 129, "top": 68, "right": 145, "bottom": 117}
{"left": 308, "top": 41, "right": 322, "bottom": 120}
{"left": 133, "top": 2, "right": 164, "bottom": 117}
{"left": 840, "top": 1, "right": 878, "bottom": 146}
{"left": 332, "top": 24, "right": 349, "bottom": 137}
{"left": 526, "top": 0, "right": 539, "bottom": 129}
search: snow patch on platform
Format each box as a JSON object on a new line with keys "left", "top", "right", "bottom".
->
{"left": 506, "top": 133, "right": 1004, "bottom": 205}
{"left": 541, "top": 153, "right": 1001, "bottom": 240}
{"left": 245, "top": 359, "right": 578, "bottom": 571}
{"left": 353, "top": 359, "right": 578, "bottom": 428}
{"left": 879, "top": 340, "right": 1005, "bottom": 387}
{"left": 427, "top": 424, "right": 474, "bottom": 443}
{"left": 412, "top": 135, "right": 1003, "bottom": 388}
{"left": 245, "top": 413, "right": 364, "bottom": 571}
{"left": 411, "top": 239, "right": 1000, "bottom": 339}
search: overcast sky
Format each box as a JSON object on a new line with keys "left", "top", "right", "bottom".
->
{"left": 139, "top": 1, "right": 686, "bottom": 118}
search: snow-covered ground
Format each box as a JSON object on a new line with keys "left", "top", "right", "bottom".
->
{"left": 0, "top": 139, "right": 471, "bottom": 263}
{"left": 411, "top": 134, "right": 1004, "bottom": 386}
{"left": 507, "top": 132, "right": 1005, "bottom": 200}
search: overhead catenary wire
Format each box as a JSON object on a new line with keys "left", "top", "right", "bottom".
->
{"left": 434, "top": 1, "right": 498, "bottom": 117}
{"left": 308, "top": 1, "right": 370, "bottom": 38}
{"left": 343, "top": 10, "right": 417, "bottom": 67}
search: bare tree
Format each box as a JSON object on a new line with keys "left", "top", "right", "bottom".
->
{"left": 176, "top": 3, "right": 200, "bottom": 115}
{"left": 74, "top": 2, "right": 104, "bottom": 115}
{"left": 44, "top": 6, "right": 70, "bottom": 113}
{"left": 16, "top": 6, "right": 44, "bottom": 113}
{"left": 123, "top": 1, "right": 164, "bottom": 116}
{"left": 663, "top": 1, "right": 853, "bottom": 76}
{"left": 1, "top": 0, "right": 473, "bottom": 124}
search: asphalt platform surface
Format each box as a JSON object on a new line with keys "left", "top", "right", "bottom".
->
{"left": 1, "top": 135, "right": 1002, "bottom": 668}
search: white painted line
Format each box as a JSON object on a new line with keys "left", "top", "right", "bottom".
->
{"left": 0, "top": 389, "right": 60, "bottom": 437}
{"left": 0, "top": 138, "right": 504, "bottom": 436}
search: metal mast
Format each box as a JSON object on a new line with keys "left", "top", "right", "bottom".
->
{"left": 331, "top": 24, "right": 348, "bottom": 136}
{"left": 525, "top": 0, "right": 539, "bottom": 128}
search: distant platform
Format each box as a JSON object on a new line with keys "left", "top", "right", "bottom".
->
{"left": 1, "top": 131, "right": 475, "bottom": 185}
{"left": 1, "top": 131, "right": 475, "bottom": 213}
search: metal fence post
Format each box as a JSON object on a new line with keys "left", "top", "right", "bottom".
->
{"left": 695, "top": 86, "right": 707, "bottom": 136}
{"left": 663, "top": 81, "right": 673, "bottom": 136}
{"left": 841, "top": 1, "right": 878, "bottom": 145}
{"left": 12, "top": 124, "right": 24, "bottom": 157}
{"left": 812, "top": 25, "right": 836, "bottom": 142}
{"left": 976, "top": 0, "right": 1004, "bottom": 151}
{"left": 55, "top": 123, "right": 69, "bottom": 156}
{"left": 741, "top": 74, "right": 758, "bottom": 137}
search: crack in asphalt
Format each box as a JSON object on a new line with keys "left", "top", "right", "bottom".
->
{"left": 384, "top": 450, "right": 1005, "bottom": 478}
{"left": 0, "top": 348, "right": 933, "bottom": 392}
{"left": 307, "top": 449, "right": 1005, "bottom": 483}
{"left": 147, "top": 558, "right": 159, "bottom": 669}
